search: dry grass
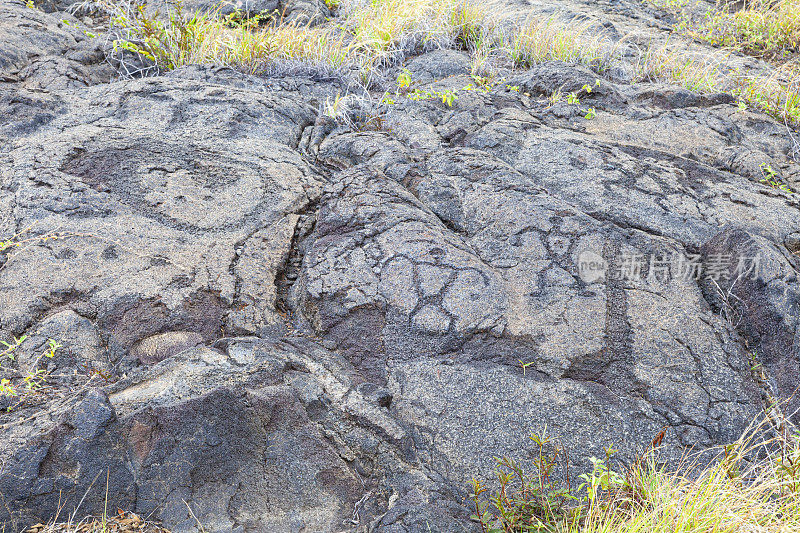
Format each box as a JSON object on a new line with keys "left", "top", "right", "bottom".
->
{"left": 109, "top": 4, "right": 351, "bottom": 76}
{"left": 646, "top": 0, "right": 800, "bottom": 59}
{"left": 24, "top": 511, "right": 169, "bottom": 533}
{"left": 680, "top": 0, "right": 800, "bottom": 60}
{"left": 106, "top": 0, "right": 494, "bottom": 77}
{"left": 106, "top": 0, "right": 619, "bottom": 78}
{"left": 102, "top": 0, "right": 800, "bottom": 125}
{"left": 736, "top": 67, "right": 800, "bottom": 125}
{"left": 635, "top": 44, "right": 727, "bottom": 93}
{"left": 339, "top": 0, "right": 489, "bottom": 64}
{"left": 576, "top": 450, "right": 800, "bottom": 531}
{"left": 509, "top": 18, "right": 619, "bottom": 69}
{"left": 643, "top": 0, "right": 800, "bottom": 123}
{"left": 473, "top": 416, "right": 800, "bottom": 532}
{"left": 635, "top": 43, "right": 800, "bottom": 124}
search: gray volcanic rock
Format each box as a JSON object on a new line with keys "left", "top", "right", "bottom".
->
{"left": 0, "top": 0, "right": 113, "bottom": 150}
{"left": 2, "top": 3, "right": 800, "bottom": 532}
{"left": 291, "top": 150, "right": 763, "bottom": 475}
{"left": 0, "top": 0, "right": 112, "bottom": 87}
{"left": 1, "top": 337, "right": 476, "bottom": 531}
{"left": 701, "top": 228, "right": 800, "bottom": 417}
{"left": 278, "top": 0, "right": 330, "bottom": 25}
{"left": 130, "top": 331, "right": 205, "bottom": 364}
{"left": 0, "top": 74, "right": 323, "bottom": 364}
{"left": 406, "top": 50, "right": 471, "bottom": 82}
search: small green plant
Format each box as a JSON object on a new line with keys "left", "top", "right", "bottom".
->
{"left": 760, "top": 163, "right": 792, "bottom": 192}
{"left": 582, "top": 79, "right": 601, "bottom": 94}
{"left": 519, "top": 359, "right": 535, "bottom": 375}
{"left": 0, "top": 238, "right": 18, "bottom": 253}
{"left": 397, "top": 68, "right": 412, "bottom": 90}
{"left": 470, "top": 428, "right": 577, "bottom": 532}
{"left": 0, "top": 378, "right": 16, "bottom": 397}
{"left": 44, "top": 339, "right": 63, "bottom": 359}
{"left": 469, "top": 74, "right": 496, "bottom": 93}
{"left": 584, "top": 107, "right": 597, "bottom": 119}
{"left": 22, "top": 369, "right": 47, "bottom": 392}
{"left": 0, "top": 335, "right": 27, "bottom": 363}
{"left": 577, "top": 452, "right": 624, "bottom": 501}
{"left": 407, "top": 88, "right": 459, "bottom": 107}
{"left": 566, "top": 92, "right": 580, "bottom": 104}
{"left": 762, "top": 162, "right": 779, "bottom": 180}
{"left": 439, "top": 89, "right": 458, "bottom": 106}
{"left": 0, "top": 337, "right": 63, "bottom": 408}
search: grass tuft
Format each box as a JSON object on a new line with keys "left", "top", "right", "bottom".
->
{"left": 109, "top": 4, "right": 351, "bottom": 75}
{"left": 95, "top": 0, "right": 800, "bottom": 126}
{"left": 340, "top": 0, "right": 490, "bottom": 62}
{"left": 23, "top": 510, "right": 169, "bottom": 533}
{"left": 471, "top": 417, "right": 800, "bottom": 532}
{"left": 680, "top": 0, "right": 800, "bottom": 60}
{"left": 509, "top": 18, "right": 618, "bottom": 70}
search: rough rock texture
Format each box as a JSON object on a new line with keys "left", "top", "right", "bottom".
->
{"left": 1, "top": 0, "right": 800, "bottom": 531}
{"left": 1, "top": 73, "right": 323, "bottom": 356}
{"left": 701, "top": 229, "right": 800, "bottom": 416}
{"left": 405, "top": 50, "right": 471, "bottom": 83}
{"left": 2, "top": 337, "right": 476, "bottom": 532}
{"left": 0, "top": 1, "right": 112, "bottom": 87}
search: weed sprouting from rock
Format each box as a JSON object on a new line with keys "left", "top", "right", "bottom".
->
{"left": 470, "top": 417, "right": 800, "bottom": 532}
{"left": 98, "top": 0, "right": 800, "bottom": 125}
{"left": 0, "top": 336, "right": 63, "bottom": 410}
